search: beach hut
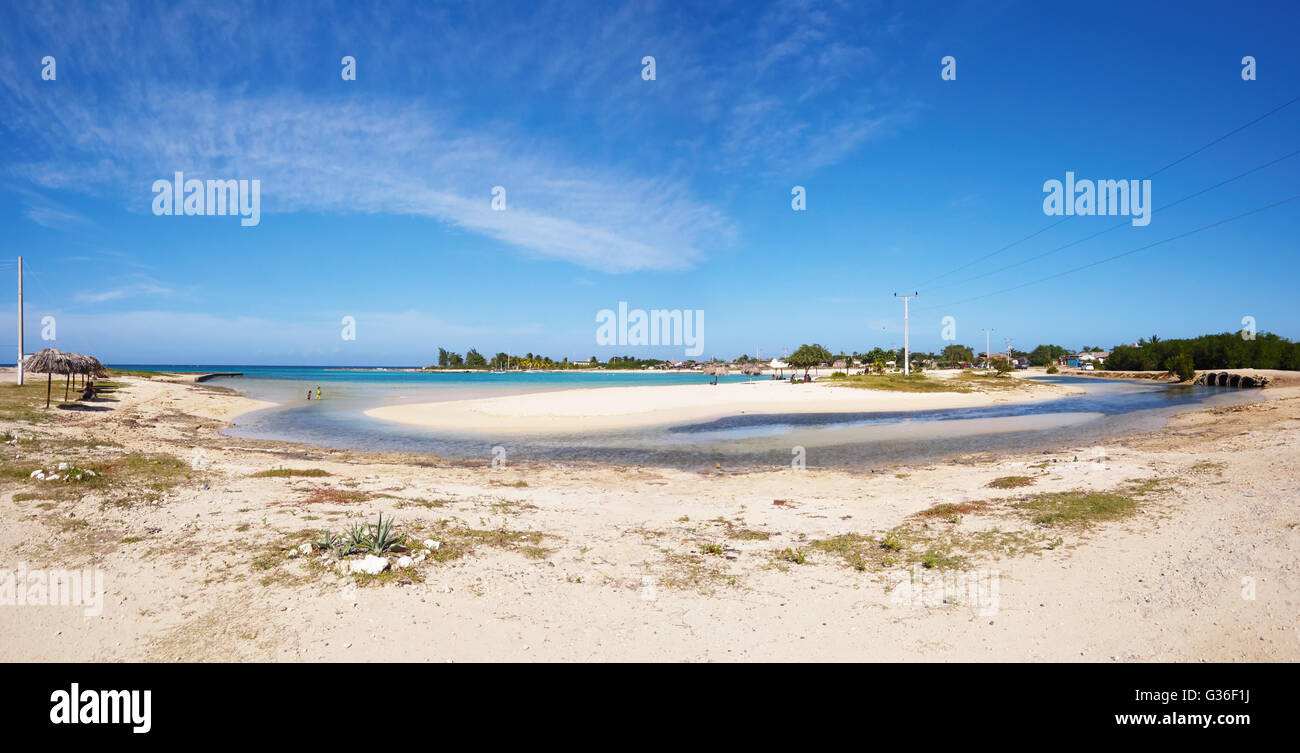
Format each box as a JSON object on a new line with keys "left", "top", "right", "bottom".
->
{"left": 769, "top": 358, "right": 789, "bottom": 379}
{"left": 25, "top": 348, "right": 75, "bottom": 408}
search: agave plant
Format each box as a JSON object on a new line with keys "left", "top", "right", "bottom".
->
{"left": 345, "top": 522, "right": 369, "bottom": 553}
{"left": 314, "top": 530, "right": 338, "bottom": 551}
{"left": 363, "top": 513, "right": 402, "bottom": 553}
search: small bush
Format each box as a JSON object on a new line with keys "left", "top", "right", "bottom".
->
{"left": 1165, "top": 353, "right": 1195, "bottom": 382}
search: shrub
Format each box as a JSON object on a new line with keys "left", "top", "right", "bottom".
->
{"left": 1165, "top": 352, "right": 1196, "bottom": 382}
{"left": 1045, "top": 364, "right": 1059, "bottom": 374}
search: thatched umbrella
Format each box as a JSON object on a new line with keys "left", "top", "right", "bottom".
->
{"left": 85, "top": 355, "right": 108, "bottom": 379}
{"left": 68, "top": 354, "right": 88, "bottom": 389}
{"left": 741, "top": 363, "right": 763, "bottom": 381}
{"left": 73, "top": 355, "right": 107, "bottom": 387}
{"left": 25, "top": 348, "right": 75, "bottom": 408}
{"left": 704, "top": 362, "right": 730, "bottom": 385}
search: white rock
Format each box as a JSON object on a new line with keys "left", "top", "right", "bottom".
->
{"left": 29, "top": 470, "right": 43, "bottom": 479}
{"left": 422, "top": 539, "right": 437, "bottom": 549}
{"left": 57, "top": 462, "right": 69, "bottom": 471}
{"left": 414, "top": 555, "right": 426, "bottom": 564}
{"left": 397, "top": 556, "right": 413, "bottom": 569}
{"left": 348, "top": 555, "right": 389, "bottom": 576}
{"left": 298, "top": 542, "right": 314, "bottom": 555}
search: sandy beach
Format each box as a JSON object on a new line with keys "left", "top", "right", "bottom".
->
{"left": 1, "top": 369, "right": 1296, "bottom": 662}
{"left": 366, "top": 370, "right": 1083, "bottom": 433}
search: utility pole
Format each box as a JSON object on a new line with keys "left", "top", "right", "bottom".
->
{"left": 982, "top": 328, "right": 994, "bottom": 369}
{"left": 894, "top": 292, "right": 917, "bottom": 376}
{"left": 17, "top": 256, "right": 23, "bottom": 386}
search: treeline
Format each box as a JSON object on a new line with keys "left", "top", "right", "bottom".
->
{"left": 1105, "top": 332, "right": 1300, "bottom": 371}
{"left": 429, "top": 348, "right": 662, "bottom": 370}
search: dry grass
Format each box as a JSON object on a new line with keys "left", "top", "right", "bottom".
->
{"left": 297, "top": 488, "right": 372, "bottom": 505}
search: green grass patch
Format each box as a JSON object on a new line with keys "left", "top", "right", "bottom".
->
{"left": 0, "top": 443, "right": 194, "bottom": 508}
{"left": 249, "top": 467, "right": 332, "bottom": 478}
{"left": 826, "top": 373, "right": 972, "bottom": 393}
{"left": 986, "top": 475, "right": 1035, "bottom": 489}
{"left": 1013, "top": 479, "right": 1168, "bottom": 528}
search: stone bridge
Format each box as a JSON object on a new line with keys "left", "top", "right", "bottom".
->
{"left": 1194, "top": 371, "right": 1270, "bottom": 388}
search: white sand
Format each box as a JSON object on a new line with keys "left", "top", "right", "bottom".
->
{"left": 366, "top": 375, "right": 1082, "bottom": 433}
{"left": 6, "top": 370, "right": 1297, "bottom": 661}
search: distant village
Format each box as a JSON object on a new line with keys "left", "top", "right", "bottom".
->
{"left": 425, "top": 344, "right": 1117, "bottom": 374}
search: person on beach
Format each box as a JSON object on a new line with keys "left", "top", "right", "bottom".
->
{"left": 316, "top": 387, "right": 322, "bottom": 400}
{"left": 306, "top": 390, "right": 312, "bottom": 400}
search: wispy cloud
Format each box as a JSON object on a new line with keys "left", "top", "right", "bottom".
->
{"left": 0, "top": 0, "right": 915, "bottom": 275}
{"left": 74, "top": 276, "right": 180, "bottom": 304}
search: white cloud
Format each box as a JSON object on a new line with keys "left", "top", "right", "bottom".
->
{"left": 8, "top": 89, "right": 732, "bottom": 274}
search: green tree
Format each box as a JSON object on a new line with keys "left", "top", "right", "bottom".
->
{"left": 941, "top": 344, "right": 975, "bottom": 364}
{"left": 1027, "top": 344, "right": 1069, "bottom": 366}
{"left": 437, "top": 347, "right": 450, "bottom": 367}
{"left": 787, "top": 343, "right": 833, "bottom": 378}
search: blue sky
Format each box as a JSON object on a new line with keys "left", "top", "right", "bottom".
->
{"left": 1, "top": 0, "right": 1297, "bottom": 365}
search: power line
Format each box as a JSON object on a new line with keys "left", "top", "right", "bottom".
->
{"left": 924, "top": 192, "right": 1300, "bottom": 310}
{"left": 913, "top": 93, "right": 1300, "bottom": 288}
{"left": 922, "top": 146, "right": 1300, "bottom": 296}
